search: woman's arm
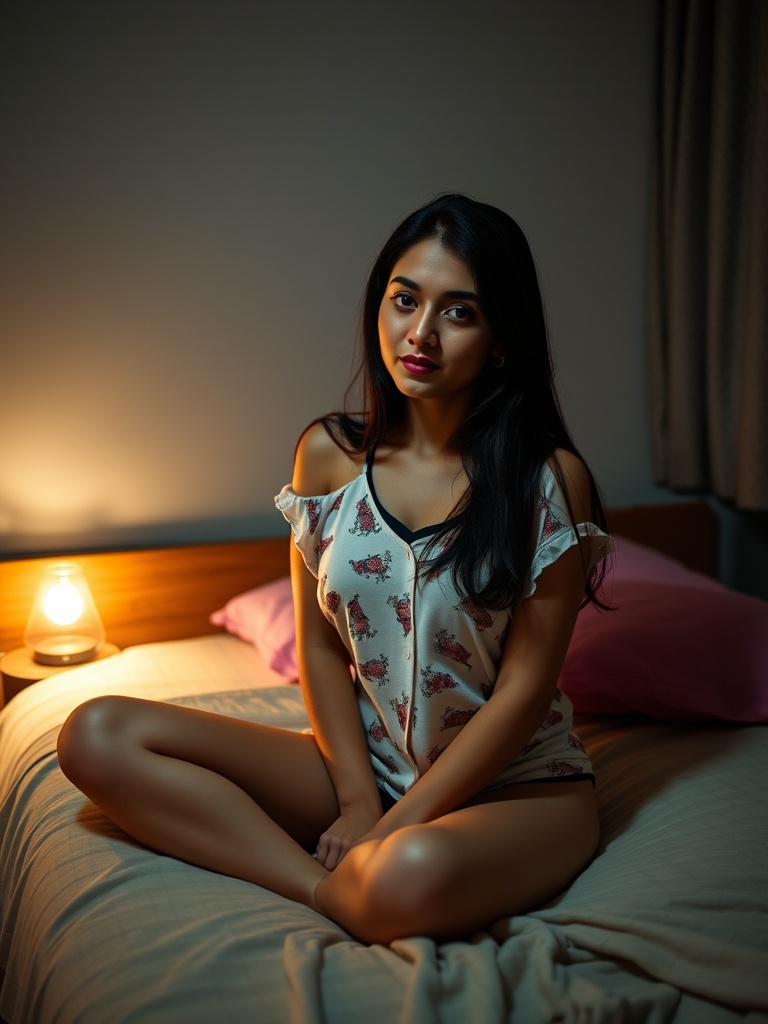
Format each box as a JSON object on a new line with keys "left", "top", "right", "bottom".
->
{"left": 290, "top": 424, "right": 383, "bottom": 868}
{"left": 363, "top": 451, "right": 595, "bottom": 835}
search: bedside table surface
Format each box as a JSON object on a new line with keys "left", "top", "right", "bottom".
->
{"left": 2, "top": 643, "right": 121, "bottom": 679}
{"left": 1, "top": 644, "right": 121, "bottom": 707}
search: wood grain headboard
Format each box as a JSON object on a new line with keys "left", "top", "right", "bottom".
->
{"left": 0, "top": 537, "right": 291, "bottom": 655}
{"left": 0, "top": 500, "right": 715, "bottom": 655}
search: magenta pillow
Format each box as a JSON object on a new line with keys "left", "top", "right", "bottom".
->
{"left": 560, "top": 538, "right": 768, "bottom": 722}
{"left": 210, "top": 576, "right": 298, "bottom": 680}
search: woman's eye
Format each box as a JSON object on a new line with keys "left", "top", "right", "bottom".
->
{"left": 393, "top": 292, "right": 417, "bottom": 310}
{"left": 446, "top": 305, "right": 474, "bottom": 322}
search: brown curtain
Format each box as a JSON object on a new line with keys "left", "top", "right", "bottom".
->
{"left": 648, "top": 0, "right": 768, "bottom": 510}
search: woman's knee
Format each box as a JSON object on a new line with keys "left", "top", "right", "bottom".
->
{"left": 57, "top": 695, "right": 141, "bottom": 789}
{"left": 321, "top": 827, "right": 456, "bottom": 942}
{"left": 366, "top": 827, "right": 456, "bottom": 917}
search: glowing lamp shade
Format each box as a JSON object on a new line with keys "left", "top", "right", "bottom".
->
{"left": 24, "top": 562, "right": 105, "bottom": 666}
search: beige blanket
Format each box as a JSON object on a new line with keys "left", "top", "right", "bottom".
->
{"left": 1, "top": 637, "right": 766, "bottom": 1023}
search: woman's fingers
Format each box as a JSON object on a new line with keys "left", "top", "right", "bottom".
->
{"left": 316, "top": 807, "right": 382, "bottom": 870}
{"left": 315, "top": 834, "right": 330, "bottom": 867}
{"left": 321, "top": 838, "right": 342, "bottom": 871}
{"left": 316, "top": 831, "right": 352, "bottom": 871}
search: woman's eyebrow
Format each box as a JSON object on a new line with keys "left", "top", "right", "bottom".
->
{"left": 390, "top": 275, "right": 479, "bottom": 302}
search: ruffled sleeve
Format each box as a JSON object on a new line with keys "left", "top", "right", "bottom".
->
{"left": 524, "top": 464, "right": 612, "bottom": 598}
{"left": 274, "top": 483, "right": 346, "bottom": 578}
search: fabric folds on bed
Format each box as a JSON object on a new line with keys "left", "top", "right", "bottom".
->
{"left": 1, "top": 637, "right": 767, "bottom": 1024}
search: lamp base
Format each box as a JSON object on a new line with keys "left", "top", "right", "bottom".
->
{"left": 33, "top": 635, "right": 99, "bottom": 666}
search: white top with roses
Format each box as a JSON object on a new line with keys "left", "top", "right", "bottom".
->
{"left": 275, "top": 457, "right": 611, "bottom": 802}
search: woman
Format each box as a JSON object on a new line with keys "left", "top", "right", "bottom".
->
{"left": 58, "top": 194, "right": 611, "bottom": 945}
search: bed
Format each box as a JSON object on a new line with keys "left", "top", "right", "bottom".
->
{"left": 1, "top": 503, "right": 767, "bottom": 1024}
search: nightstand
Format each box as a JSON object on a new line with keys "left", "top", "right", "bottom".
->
{"left": 1, "top": 643, "right": 121, "bottom": 707}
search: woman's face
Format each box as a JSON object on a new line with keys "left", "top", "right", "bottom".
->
{"left": 377, "top": 237, "right": 500, "bottom": 406}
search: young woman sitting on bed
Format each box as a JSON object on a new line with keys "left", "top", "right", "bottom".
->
{"left": 58, "top": 194, "right": 611, "bottom": 945}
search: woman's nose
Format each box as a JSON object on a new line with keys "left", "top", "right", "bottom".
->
{"left": 409, "top": 309, "right": 438, "bottom": 346}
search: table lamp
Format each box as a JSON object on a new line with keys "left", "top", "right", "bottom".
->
{"left": 24, "top": 562, "right": 105, "bottom": 666}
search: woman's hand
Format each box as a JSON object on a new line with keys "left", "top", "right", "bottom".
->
{"left": 315, "top": 803, "right": 383, "bottom": 871}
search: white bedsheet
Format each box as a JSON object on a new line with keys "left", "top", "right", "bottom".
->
{"left": 0, "top": 635, "right": 288, "bottom": 790}
{"left": 1, "top": 636, "right": 767, "bottom": 1024}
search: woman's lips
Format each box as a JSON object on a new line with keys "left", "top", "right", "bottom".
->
{"left": 400, "top": 355, "right": 438, "bottom": 375}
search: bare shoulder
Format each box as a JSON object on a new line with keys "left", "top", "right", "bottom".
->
{"left": 548, "top": 448, "right": 592, "bottom": 522}
{"left": 292, "top": 419, "right": 363, "bottom": 497}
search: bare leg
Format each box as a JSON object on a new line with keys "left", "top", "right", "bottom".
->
{"left": 58, "top": 701, "right": 599, "bottom": 942}
{"left": 315, "top": 780, "right": 599, "bottom": 944}
{"left": 57, "top": 696, "right": 335, "bottom": 907}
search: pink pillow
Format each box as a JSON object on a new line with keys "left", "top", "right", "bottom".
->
{"left": 560, "top": 537, "right": 768, "bottom": 722}
{"left": 210, "top": 576, "right": 298, "bottom": 680}
{"left": 605, "top": 536, "right": 723, "bottom": 589}
{"left": 212, "top": 541, "right": 768, "bottom": 722}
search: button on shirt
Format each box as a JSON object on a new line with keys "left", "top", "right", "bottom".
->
{"left": 275, "top": 459, "right": 611, "bottom": 802}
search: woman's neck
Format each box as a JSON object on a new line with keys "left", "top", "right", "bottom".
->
{"left": 394, "top": 397, "right": 471, "bottom": 456}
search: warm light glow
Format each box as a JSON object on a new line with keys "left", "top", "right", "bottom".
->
{"left": 24, "top": 561, "right": 106, "bottom": 666}
{"left": 43, "top": 577, "right": 84, "bottom": 626}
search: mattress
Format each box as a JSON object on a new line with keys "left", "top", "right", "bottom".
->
{"left": 1, "top": 635, "right": 767, "bottom": 1024}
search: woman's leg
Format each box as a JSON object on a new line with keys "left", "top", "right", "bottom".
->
{"left": 316, "top": 780, "right": 599, "bottom": 944}
{"left": 57, "top": 696, "right": 335, "bottom": 906}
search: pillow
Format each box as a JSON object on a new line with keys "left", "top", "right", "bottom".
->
{"left": 210, "top": 576, "right": 298, "bottom": 680}
{"left": 559, "top": 537, "right": 768, "bottom": 722}
{"left": 599, "top": 535, "right": 724, "bottom": 590}
{"left": 212, "top": 540, "right": 768, "bottom": 722}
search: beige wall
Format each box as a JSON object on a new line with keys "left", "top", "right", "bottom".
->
{"left": 1, "top": 0, "right": 662, "bottom": 555}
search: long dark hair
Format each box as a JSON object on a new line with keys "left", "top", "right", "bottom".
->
{"left": 326, "top": 193, "right": 608, "bottom": 610}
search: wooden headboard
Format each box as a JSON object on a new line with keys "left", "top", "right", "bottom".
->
{"left": 0, "top": 537, "right": 291, "bottom": 655}
{"left": 606, "top": 500, "right": 715, "bottom": 576}
{"left": 0, "top": 500, "right": 716, "bottom": 655}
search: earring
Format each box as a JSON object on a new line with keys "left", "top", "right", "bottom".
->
{"left": 492, "top": 353, "right": 505, "bottom": 369}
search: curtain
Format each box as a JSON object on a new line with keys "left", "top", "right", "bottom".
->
{"left": 648, "top": 0, "right": 768, "bottom": 510}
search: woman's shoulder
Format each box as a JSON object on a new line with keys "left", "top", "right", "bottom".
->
{"left": 543, "top": 448, "right": 592, "bottom": 523}
{"left": 293, "top": 417, "right": 365, "bottom": 497}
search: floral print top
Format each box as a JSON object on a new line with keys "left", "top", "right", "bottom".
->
{"left": 275, "top": 458, "right": 611, "bottom": 802}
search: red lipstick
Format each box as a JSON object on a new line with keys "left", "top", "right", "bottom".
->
{"left": 400, "top": 355, "right": 437, "bottom": 375}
